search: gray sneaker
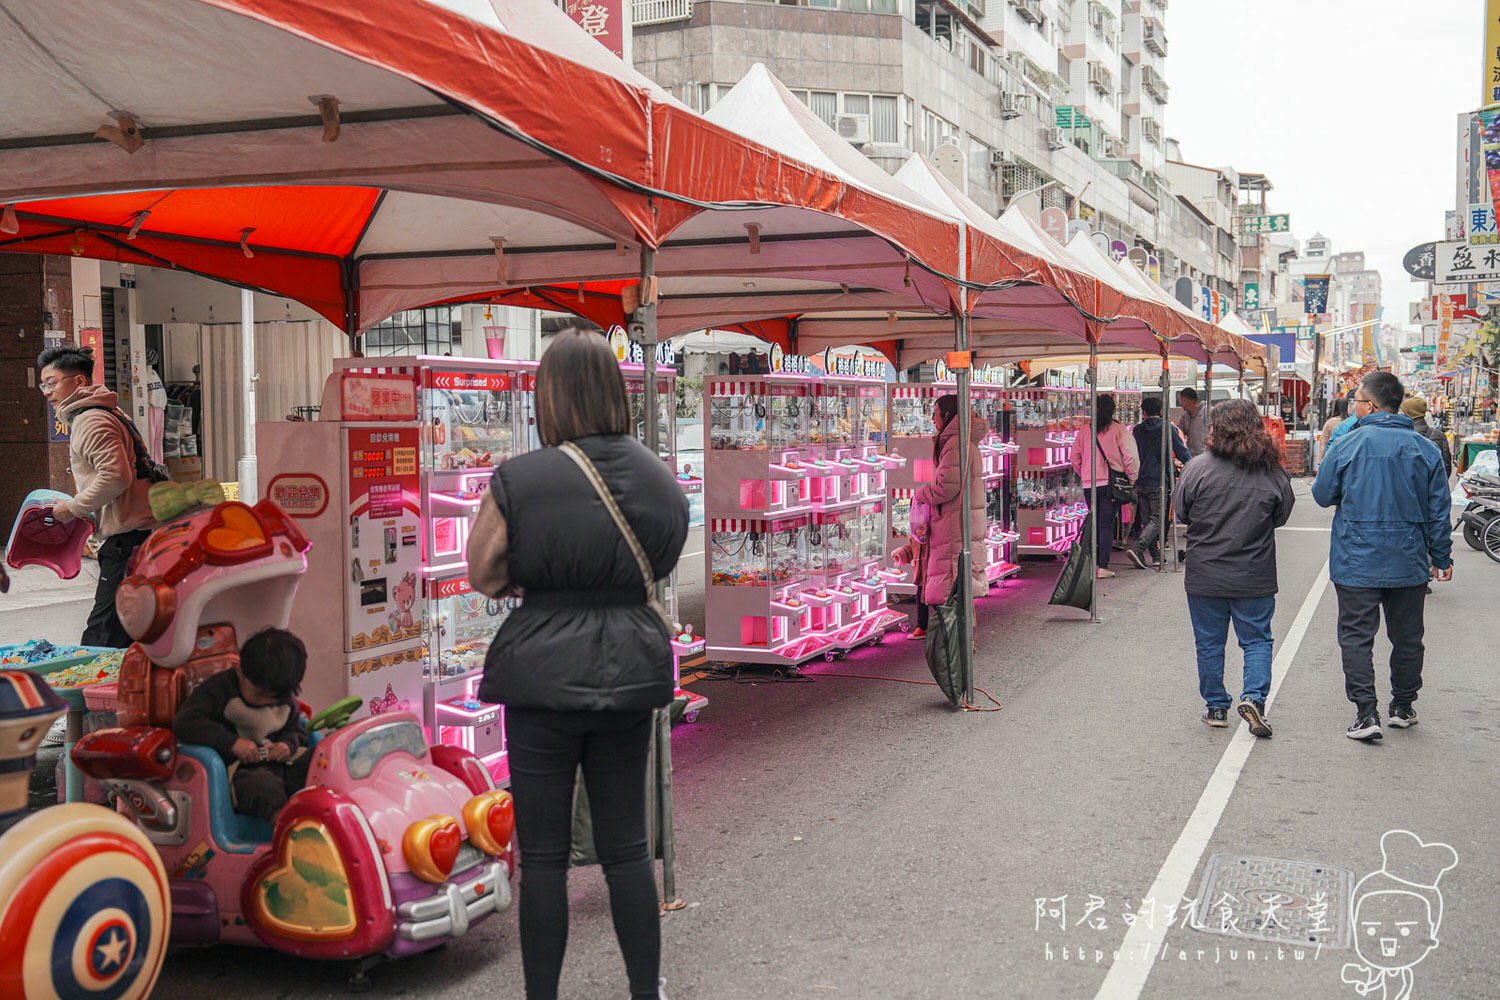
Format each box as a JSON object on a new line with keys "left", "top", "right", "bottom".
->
{"left": 1202, "top": 707, "right": 1229, "bottom": 727}
{"left": 1236, "top": 698, "right": 1272, "bottom": 738}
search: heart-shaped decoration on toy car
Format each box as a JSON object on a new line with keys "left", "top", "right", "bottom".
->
{"left": 403, "top": 815, "right": 462, "bottom": 883}
{"left": 115, "top": 576, "right": 176, "bottom": 641}
{"left": 201, "top": 502, "right": 271, "bottom": 561}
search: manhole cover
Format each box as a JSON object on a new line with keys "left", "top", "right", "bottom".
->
{"left": 1188, "top": 853, "right": 1353, "bottom": 949}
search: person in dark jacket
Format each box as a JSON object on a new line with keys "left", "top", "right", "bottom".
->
{"left": 1172, "top": 400, "right": 1295, "bottom": 736}
{"left": 1312, "top": 372, "right": 1453, "bottom": 742}
{"left": 1400, "top": 396, "right": 1452, "bottom": 479}
{"left": 469, "top": 330, "right": 688, "bottom": 1000}
{"left": 171, "top": 628, "right": 310, "bottom": 822}
{"left": 1126, "top": 395, "right": 1191, "bottom": 569}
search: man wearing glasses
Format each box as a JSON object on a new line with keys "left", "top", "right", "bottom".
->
{"left": 1312, "top": 371, "right": 1453, "bottom": 742}
{"left": 36, "top": 346, "right": 158, "bottom": 647}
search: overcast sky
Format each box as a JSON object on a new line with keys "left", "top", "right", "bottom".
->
{"left": 1168, "top": 0, "right": 1477, "bottom": 327}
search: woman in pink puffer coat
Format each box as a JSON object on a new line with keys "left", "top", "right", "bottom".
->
{"left": 915, "top": 394, "right": 989, "bottom": 612}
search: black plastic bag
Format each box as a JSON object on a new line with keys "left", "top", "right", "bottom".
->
{"left": 924, "top": 578, "right": 969, "bottom": 706}
{"left": 1048, "top": 512, "right": 1095, "bottom": 612}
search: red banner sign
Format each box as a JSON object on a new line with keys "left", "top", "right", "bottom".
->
{"left": 564, "top": 0, "right": 624, "bottom": 59}
{"left": 429, "top": 370, "right": 512, "bottom": 391}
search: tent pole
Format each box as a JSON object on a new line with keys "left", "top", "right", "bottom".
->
{"left": 236, "top": 287, "right": 258, "bottom": 503}
{"left": 1158, "top": 354, "right": 1169, "bottom": 575}
{"left": 1088, "top": 337, "right": 1099, "bottom": 623}
{"left": 634, "top": 244, "right": 678, "bottom": 905}
{"left": 955, "top": 312, "right": 975, "bottom": 705}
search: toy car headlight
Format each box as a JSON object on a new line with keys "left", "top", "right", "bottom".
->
{"left": 402, "top": 814, "right": 462, "bottom": 883}
{"left": 462, "top": 789, "right": 514, "bottom": 856}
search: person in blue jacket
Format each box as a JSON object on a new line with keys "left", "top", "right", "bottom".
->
{"left": 1312, "top": 371, "right": 1454, "bottom": 743}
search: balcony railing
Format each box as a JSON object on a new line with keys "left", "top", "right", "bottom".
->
{"left": 1143, "top": 18, "right": 1167, "bottom": 56}
{"left": 633, "top": 0, "right": 692, "bottom": 26}
{"left": 1141, "top": 65, "right": 1170, "bottom": 104}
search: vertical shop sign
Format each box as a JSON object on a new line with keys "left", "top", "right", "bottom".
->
{"left": 1437, "top": 294, "right": 1454, "bottom": 367}
{"left": 1243, "top": 282, "right": 1260, "bottom": 310}
{"left": 565, "top": 0, "right": 624, "bottom": 59}
{"left": 1484, "top": 0, "right": 1500, "bottom": 106}
{"left": 1303, "top": 275, "right": 1330, "bottom": 315}
{"left": 1480, "top": 108, "right": 1500, "bottom": 223}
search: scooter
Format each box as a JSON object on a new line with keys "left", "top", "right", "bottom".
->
{"left": 1452, "top": 476, "right": 1500, "bottom": 554}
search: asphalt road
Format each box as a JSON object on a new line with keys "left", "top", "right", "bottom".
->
{"left": 4, "top": 486, "right": 1496, "bottom": 999}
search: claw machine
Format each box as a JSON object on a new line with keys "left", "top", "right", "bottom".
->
{"left": 262, "top": 356, "right": 531, "bottom": 781}
{"left": 883, "top": 378, "right": 953, "bottom": 594}
{"left": 973, "top": 375, "right": 1020, "bottom": 583}
{"left": 1007, "top": 383, "right": 1089, "bottom": 556}
{"left": 703, "top": 366, "right": 836, "bottom": 665}
{"left": 622, "top": 355, "right": 706, "bottom": 717}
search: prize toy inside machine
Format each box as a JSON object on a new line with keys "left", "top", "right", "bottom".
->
{"left": 622, "top": 358, "right": 706, "bottom": 719}
{"left": 973, "top": 376, "right": 1020, "bottom": 583}
{"left": 415, "top": 357, "right": 537, "bottom": 780}
{"left": 1007, "top": 382, "right": 1089, "bottom": 556}
{"left": 883, "top": 379, "right": 953, "bottom": 593}
{"left": 259, "top": 363, "right": 428, "bottom": 723}
{"left": 704, "top": 371, "right": 836, "bottom": 666}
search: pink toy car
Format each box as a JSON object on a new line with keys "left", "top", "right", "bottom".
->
{"left": 72, "top": 710, "right": 514, "bottom": 964}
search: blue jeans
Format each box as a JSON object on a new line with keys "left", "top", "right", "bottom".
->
{"left": 1186, "top": 594, "right": 1275, "bottom": 709}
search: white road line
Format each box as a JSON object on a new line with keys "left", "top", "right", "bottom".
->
{"left": 1277, "top": 526, "right": 1331, "bottom": 532}
{"left": 1093, "top": 559, "right": 1331, "bottom": 1000}
{"left": 680, "top": 549, "right": 703, "bottom": 561}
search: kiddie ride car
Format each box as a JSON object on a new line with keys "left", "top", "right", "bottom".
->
{"left": 1, "top": 499, "right": 514, "bottom": 999}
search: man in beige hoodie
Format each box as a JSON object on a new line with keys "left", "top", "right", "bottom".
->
{"left": 38, "top": 346, "right": 157, "bottom": 647}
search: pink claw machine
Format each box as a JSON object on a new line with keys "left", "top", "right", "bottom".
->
{"left": 883, "top": 378, "right": 953, "bottom": 594}
{"left": 1007, "top": 380, "right": 1089, "bottom": 557}
{"left": 621, "top": 356, "right": 707, "bottom": 718}
{"left": 972, "top": 374, "right": 1020, "bottom": 583}
{"left": 703, "top": 364, "right": 837, "bottom": 666}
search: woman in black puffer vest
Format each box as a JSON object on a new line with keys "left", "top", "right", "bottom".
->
{"left": 469, "top": 331, "right": 688, "bottom": 1000}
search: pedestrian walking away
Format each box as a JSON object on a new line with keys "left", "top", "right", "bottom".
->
{"left": 1173, "top": 387, "right": 1209, "bottom": 457}
{"left": 1071, "top": 393, "right": 1140, "bottom": 578}
{"left": 1172, "top": 399, "right": 1295, "bottom": 737}
{"left": 1318, "top": 397, "right": 1349, "bottom": 470}
{"left": 467, "top": 330, "right": 689, "bottom": 1000}
{"left": 35, "top": 345, "right": 159, "bottom": 648}
{"left": 1312, "top": 371, "right": 1453, "bottom": 743}
{"left": 1126, "top": 395, "right": 1190, "bottom": 569}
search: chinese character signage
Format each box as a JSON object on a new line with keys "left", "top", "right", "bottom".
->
{"left": 1241, "top": 214, "right": 1290, "bottom": 235}
{"left": 565, "top": 0, "right": 624, "bottom": 59}
{"left": 1303, "top": 275, "right": 1330, "bottom": 315}
{"left": 1243, "top": 282, "right": 1260, "bottom": 310}
{"left": 1467, "top": 204, "right": 1498, "bottom": 246}
{"left": 1437, "top": 295, "right": 1454, "bottom": 367}
{"left": 1402, "top": 242, "right": 1437, "bottom": 279}
{"left": 1434, "top": 239, "right": 1500, "bottom": 283}
{"left": 1485, "top": 0, "right": 1500, "bottom": 106}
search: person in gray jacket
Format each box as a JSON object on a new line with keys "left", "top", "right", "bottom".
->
{"left": 1173, "top": 400, "right": 1296, "bottom": 737}
{"left": 1401, "top": 397, "right": 1451, "bottom": 479}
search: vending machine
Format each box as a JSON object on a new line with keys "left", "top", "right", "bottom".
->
{"left": 883, "top": 380, "right": 952, "bottom": 594}
{"left": 972, "top": 378, "right": 1020, "bottom": 584}
{"left": 261, "top": 357, "right": 532, "bottom": 780}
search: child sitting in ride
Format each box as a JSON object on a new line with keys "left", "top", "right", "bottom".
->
{"left": 172, "top": 627, "right": 311, "bottom": 823}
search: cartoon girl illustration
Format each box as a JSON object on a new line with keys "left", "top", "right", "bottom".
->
{"left": 1341, "top": 830, "right": 1457, "bottom": 1000}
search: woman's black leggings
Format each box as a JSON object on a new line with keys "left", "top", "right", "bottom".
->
{"left": 504, "top": 707, "right": 659, "bottom": 1000}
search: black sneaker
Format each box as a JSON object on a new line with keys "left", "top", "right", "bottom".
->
{"left": 1388, "top": 705, "right": 1418, "bottom": 728}
{"left": 1237, "top": 698, "right": 1273, "bottom": 738}
{"left": 1346, "top": 714, "right": 1383, "bottom": 741}
{"left": 1202, "top": 707, "right": 1229, "bottom": 727}
{"left": 1124, "top": 545, "right": 1149, "bottom": 570}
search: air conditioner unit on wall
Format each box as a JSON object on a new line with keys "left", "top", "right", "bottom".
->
{"left": 999, "top": 92, "right": 1024, "bottom": 119}
{"left": 1045, "top": 126, "right": 1066, "bottom": 150}
{"left": 1104, "top": 136, "right": 1125, "bottom": 158}
{"left": 1013, "top": 0, "right": 1044, "bottom": 26}
{"left": 990, "top": 149, "right": 1014, "bottom": 167}
{"left": 834, "top": 113, "right": 871, "bottom": 146}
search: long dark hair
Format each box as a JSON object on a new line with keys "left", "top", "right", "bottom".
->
{"left": 1095, "top": 393, "right": 1116, "bottom": 432}
{"left": 932, "top": 393, "right": 958, "bottom": 464}
{"left": 1205, "top": 399, "right": 1281, "bottom": 472}
{"left": 1330, "top": 397, "right": 1348, "bottom": 420}
{"left": 535, "top": 331, "right": 630, "bottom": 445}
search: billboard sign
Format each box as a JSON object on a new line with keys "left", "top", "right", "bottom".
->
{"left": 1402, "top": 242, "right": 1437, "bottom": 279}
{"left": 1434, "top": 240, "right": 1500, "bottom": 283}
{"left": 1241, "top": 214, "right": 1290, "bottom": 235}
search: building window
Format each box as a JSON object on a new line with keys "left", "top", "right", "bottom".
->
{"left": 807, "top": 91, "right": 837, "bottom": 127}
{"left": 922, "top": 107, "right": 958, "bottom": 155}
{"left": 968, "top": 135, "right": 995, "bottom": 191}
{"left": 365, "top": 307, "right": 458, "bottom": 356}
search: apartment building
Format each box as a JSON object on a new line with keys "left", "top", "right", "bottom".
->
{"left": 631, "top": 0, "right": 1190, "bottom": 285}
